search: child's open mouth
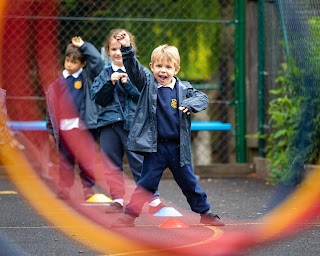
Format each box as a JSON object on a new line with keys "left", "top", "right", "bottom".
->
{"left": 158, "top": 75, "right": 167, "bottom": 81}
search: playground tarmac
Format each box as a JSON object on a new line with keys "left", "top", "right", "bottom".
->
{"left": 0, "top": 166, "right": 319, "bottom": 256}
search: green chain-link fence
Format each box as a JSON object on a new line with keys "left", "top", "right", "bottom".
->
{"left": 1, "top": 0, "right": 236, "bottom": 164}
{"left": 258, "top": 0, "right": 320, "bottom": 181}
{"left": 258, "top": 0, "right": 285, "bottom": 156}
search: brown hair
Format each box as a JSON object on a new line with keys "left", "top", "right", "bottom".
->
{"left": 104, "top": 28, "right": 137, "bottom": 54}
{"left": 65, "top": 44, "right": 86, "bottom": 63}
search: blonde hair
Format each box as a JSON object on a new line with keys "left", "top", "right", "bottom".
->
{"left": 150, "top": 44, "right": 180, "bottom": 69}
{"left": 104, "top": 28, "right": 137, "bottom": 54}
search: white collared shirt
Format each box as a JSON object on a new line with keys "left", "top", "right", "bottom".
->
{"left": 157, "top": 77, "right": 176, "bottom": 90}
{"left": 60, "top": 118, "right": 80, "bottom": 131}
{"left": 111, "top": 63, "right": 126, "bottom": 73}
{"left": 62, "top": 68, "right": 83, "bottom": 79}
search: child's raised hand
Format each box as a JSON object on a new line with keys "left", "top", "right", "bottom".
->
{"left": 179, "top": 106, "right": 191, "bottom": 115}
{"left": 72, "top": 36, "right": 84, "bottom": 47}
{"left": 110, "top": 72, "right": 128, "bottom": 85}
{"left": 114, "top": 31, "right": 131, "bottom": 47}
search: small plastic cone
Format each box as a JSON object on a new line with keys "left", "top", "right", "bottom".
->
{"left": 158, "top": 218, "right": 189, "bottom": 228}
{"left": 154, "top": 207, "right": 183, "bottom": 217}
{"left": 86, "top": 194, "right": 113, "bottom": 203}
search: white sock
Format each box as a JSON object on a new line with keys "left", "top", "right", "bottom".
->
{"left": 113, "top": 198, "right": 124, "bottom": 206}
{"left": 149, "top": 198, "right": 161, "bottom": 207}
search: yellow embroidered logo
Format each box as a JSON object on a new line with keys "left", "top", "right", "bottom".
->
{"left": 171, "top": 99, "right": 177, "bottom": 109}
{"left": 74, "top": 81, "right": 82, "bottom": 89}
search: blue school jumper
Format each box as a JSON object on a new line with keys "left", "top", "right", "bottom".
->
{"left": 156, "top": 85, "right": 180, "bottom": 141}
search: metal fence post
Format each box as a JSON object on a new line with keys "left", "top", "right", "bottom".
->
{"left": 258, "top": 0, "right": 266, "bottom": 157}
{"left": 234, "top": 0, "right": 247, "bottom": 162}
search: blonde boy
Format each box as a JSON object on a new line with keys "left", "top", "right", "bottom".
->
{"left": 111, "top": 31, "right": 224, "bottom": 227}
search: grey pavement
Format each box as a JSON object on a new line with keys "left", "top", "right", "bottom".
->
{"left": 0, "top": 167, "right": 319, "bottom": 256}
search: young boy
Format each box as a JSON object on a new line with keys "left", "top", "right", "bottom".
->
{"left": 46, "top": 37, "right": 103, "bottom": 200}
{"left": 111, "top": 31, "right": 225, "bottom": 227}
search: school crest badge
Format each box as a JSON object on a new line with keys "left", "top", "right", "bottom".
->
{"left": 171, "top": 99, "right": 177, "bottom": 109}
{"left": 74, "top": 81, "right": 82, "bottom": 89}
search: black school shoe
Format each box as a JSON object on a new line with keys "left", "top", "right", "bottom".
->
{"left": 111, "top": 213, "right": 136, "bottom": 228}
{"left": 200, "top": 212, "right": 225, "bottom": 226}
{"left": 105, "top": 202, "right": 123, "bottom": 213}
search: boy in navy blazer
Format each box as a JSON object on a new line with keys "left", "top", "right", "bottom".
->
{"left": 111, "top": 31, "right": 224, "bottom": 227}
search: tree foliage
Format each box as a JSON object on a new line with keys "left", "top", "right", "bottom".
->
{"left": 59, "top": 0, "right": 231, "bottom": 81}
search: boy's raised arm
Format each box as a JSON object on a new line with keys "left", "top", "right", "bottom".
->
{"left": 72, "top": 36, "right": 103, "bottom": 79}
{"left": 115, "top": 31, "right": 147, "bottom": 91}
{"left": 114, "top": 31, "right": 131, "bottom": 47}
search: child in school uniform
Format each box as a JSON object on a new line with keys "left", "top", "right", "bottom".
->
{"left": 111, "top": 31, "right": 225, "bottom": 227}
{"left": 91, "top": 28, "right": 162, "bottom": 213}
{"left": 46, "top": 37, "right": 103, "bottom": 200}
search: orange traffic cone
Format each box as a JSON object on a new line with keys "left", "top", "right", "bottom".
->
{"left": 159, "top": 218, "right": 189, "bottom": 229}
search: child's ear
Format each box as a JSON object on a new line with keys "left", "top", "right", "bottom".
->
{"left": 174, "top": 66, "right": 181, "bottom": 75}
{"left": 81, "top": 61, "right": 87, "bottom": 68}
{"left": 149, "top": 62, "right": 154, "bottom": 72}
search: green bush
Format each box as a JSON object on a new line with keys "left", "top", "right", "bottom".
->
{"left": 266, "top": 16, "right": 320, "bottom": 184}
{"left": 266, "top": 61, "right": 303, "bottom": 184}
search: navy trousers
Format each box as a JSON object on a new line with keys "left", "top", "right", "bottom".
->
{"left": 100, "top": 122, "right": 143, "bottom": 199}
{"left": 125, "top": 141, "right": 211, "bottom": 217}
{"left": 58, "top": 128, "right": 96, "bottom": 189}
